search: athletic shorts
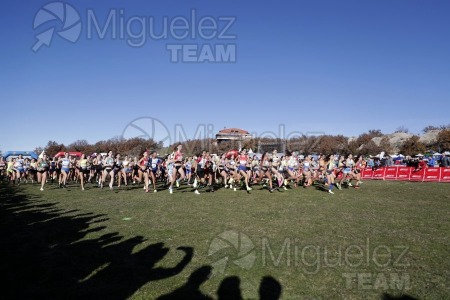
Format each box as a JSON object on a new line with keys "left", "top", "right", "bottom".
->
{"left": 238, "top": 165, "right": 247, "bottom": 172}
{"left": 343, "top": 168, "right": 351, "bottom": 174}
{"left": 79, "top": 167, "right": 89, "bottom": 174}
{"left": 62, "top": 168, "right": 70, "bottom": 173}
{"left": 185, "top": 169, "right": 191, "bottom": 175}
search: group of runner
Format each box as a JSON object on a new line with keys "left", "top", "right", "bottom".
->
{"left": 1, "top": 145, "right": 365, "bottom": 194}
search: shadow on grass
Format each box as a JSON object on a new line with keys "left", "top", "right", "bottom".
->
{"left": 0, "top": 184, "right": 288, "bottom": 299}
{"left": 382, "top": 293, "right": 419, "bottom": 300}
{"left": 158, "top": 268, "right": 284, "bottom": 300}
{"left": 0, "top": 184, "right": 193, "bottom": 299}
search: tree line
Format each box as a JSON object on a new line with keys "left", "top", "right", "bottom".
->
{"left": 33, "top": 128, "right": 450, "bottom": 158}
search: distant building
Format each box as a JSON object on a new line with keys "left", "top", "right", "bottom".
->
{"left": 216, "top": 128, "right": 252, "bottom": 149}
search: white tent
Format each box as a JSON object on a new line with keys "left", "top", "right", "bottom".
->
{"left": 416, "top": 153, "right": 424, "bottom": 157}
{"left": 444, "top": 151, "right": 450, "bottom": 155}
{"left": 433, "top": 152, "right": 442, "bottom": 156}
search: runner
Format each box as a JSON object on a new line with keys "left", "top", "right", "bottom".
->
{"left": 58, "top": 152, "right": 71, "bottom": 188}
{"left": 28, "top": 158, "right": 37, "bottom": 183}
{"left": 49, "top": 157, "right": 58, "bottom": 183}
{"left": 251, "top": 155, "right": 260, "bottom": 184}
{"left": 137, "top": 151, "right": 150, "bottom": 193}
{"left": 301, "top": 155, "right": 313, "bottom": 187}
{"left": 36, "top": 153, "right": 50, "bottom": 191}
{"left": 0, "top": 156, "right": 6, "bottom": 180}
{"left": 14, "top": 154, "right": 25, "bottom": 184}
{"left": 285, "top": 154, "right": 299, "bottom": 187}
{"left": 354, "top": 155, "right": 366, "bottom": 188}
{"left": 93, "top": 154, "right": 103, "bottom": 186}
{"left": 338, "top": 154, "right": 355, "bottom": 188}
{"left": 113, "top": 154, "right": 123, "bottom": 187}
{"left": 7, "top": 158, "right": 16, "bottom": 183}
{"left": 193, "top": 150, "right": 208, "bottom": 194}
{"left": 271, "top": 150, "right": 284, "bottom": 188}
{"left": 77, "top": 153, "right": 89, "bottom": 191}
{"left": 101, "top": 151, "right": 115, "bottom": 190}
{"left": 260, "top": 152, "right": 274, "bottom": 192}
{"left": 185, "top": 156, "right": 193, "bottom": 185}
{"left": 226, "top": 154, "right": 237, "bottom": 189}
{"left": 148, "top": 151, "right": 161, "bottom": 193}
{"left": 324, "top": 155, "right": 337, "bottom": 194}
{"left": 173, "top": 144, "right": 186, "bottom": 188}
{"left": 121, "top": 155, "right": 132, "bottom": 186}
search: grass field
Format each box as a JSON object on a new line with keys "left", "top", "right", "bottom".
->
{"left": 1, "top": 179, "right": 449, "bottom": 299}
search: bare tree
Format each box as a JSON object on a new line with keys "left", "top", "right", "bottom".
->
{"left": 395, "top": 126, "right": 409, "bottom": 133}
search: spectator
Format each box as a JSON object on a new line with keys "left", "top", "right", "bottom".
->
{"left": 415, "top": 159, "right": 427, "bottom": 171}
{"left": 428, "top": 156, "right": 435, "bottom": 167}
{"left": 367, "top": 158, "right": 374, "bottom": 168}
{"left": 441, "top": 154, "right": 449, "bottom": 167}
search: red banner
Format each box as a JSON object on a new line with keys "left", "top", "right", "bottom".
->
{"left": 384, "top": 167, "right": 398, "bottom": 180}
{"left": 423, "top": 168, "right": 440, "bottom": 182}
{"left": 361, "top": 169, "right": 373, "bottom": 179}
{"left": 372, "top": 168, "right": 386, "bottom": 179}
{"left": 409, "top": 168, "right": 426, "bottom": 181}
{"left": 440, "top": 168, "right": 450, "bottom": 182}
{"left": 359, "top": 167, "right": 449, "bottom": 182}
{"left": 397, "top": 167, "right": 412, "bottom": 181}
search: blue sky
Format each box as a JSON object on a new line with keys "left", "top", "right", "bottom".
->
{"left": 1, "top": 0, "right": 449, "bottom": 151}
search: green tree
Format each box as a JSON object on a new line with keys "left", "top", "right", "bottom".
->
{"left": 399, "top": 136, "right": 426, "bottom": 156}
{"left": 437, "top": 129, "right": 450, "bottom": 151}
{"left": 45, "top": 141, "right": 66, "bottom": 157}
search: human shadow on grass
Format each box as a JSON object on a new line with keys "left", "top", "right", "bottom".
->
{"left": 158, "top": 266, "right": 283, "bottom": 300}
{"left": 216, "top": 274, "right": 282, "bottom": 300}
{"left": 381, "top": 293, "right": 418, "bottom": 300}
{"left": 0, "top": 184, "right": 193, "bottom": 300}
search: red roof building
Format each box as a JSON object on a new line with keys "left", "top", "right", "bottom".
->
{"left": 216, "top": 128, "right": 252, "bottom": 142}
